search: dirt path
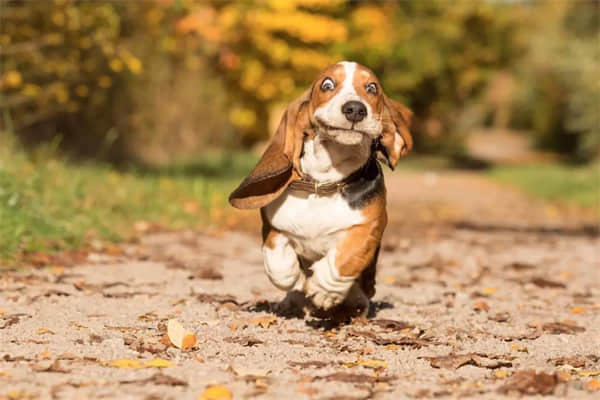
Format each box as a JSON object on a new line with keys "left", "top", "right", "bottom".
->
{"left": 1, "top": 170, "right": 599, "bottom": 399}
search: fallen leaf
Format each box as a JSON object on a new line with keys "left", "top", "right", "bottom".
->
{"left": 343, "top": 357, "right": 387, "bottom": 370}
{"left": 4, "top": 390, "right": 36, "bottom": 399}
{"left": 38, "top": 351, "right": 52, "bottom": 360}
{"left": 120, "top": 373, "right": 188, "bottom": 386}
{"left": 511, "top": 344, "right": 528, "bottom": 353}
{"left": 549, "top": 356, "right": 586, "bottom": 368}
{"left": 482, "top": 287, "right": 497, "bottom": 295}
{"left": 102, "top": 358, "right": 173, "bottom": 369}
{"left": 541, "top": 321, "right": 585, "bottom": 334}
{"left": 495, "top": 370, "right": 510, "bottom": 378}
{"left": 167, "top": 319, "right": 197, "bottom": 350}
{"left": 509, "top": 262, "right": 536, "bottom": 271}
{"left": 530, "top": 277, "right": 566, "bottom": 289}
{"left": 251, "top": 316, "right": 277, "bottom": 329}
{"left": 571, "top": 307, "right": 585, "bottom": 314}
{"left": 288, "top": 360, "right": 329, "bottom": 369}
{"left": 230, "top": 365, "right": 270, "bottom": 378}
{"left": 144, "top": 358, "right": 174, "bottom": 368}
{"left": 200, "top": 385, "right": 232, "bottom": 400}
{"left": 37, "top": 328, "right": 54, "bottom": 335}
{"left": 319, "top": 372, "right": 395, "bottom": 383}
{"left": 421, "top": 353, "right": 512, "bottom": 370}
{"left": 587, "top": 379, "right": 600, "bottom": 391}
{"left": 473, "top": 301, "right": 490, "bottom": 312}
{"left": 489, "top": 312, "right": 510, "bottom": 322}
{"left": 580, "top": 371, "right": 600, "bottom": 377}
{"left": 347, "top": 329, "right": 431, "bottom": 348}
{"left": 223, "top": 336, "right": 263, "bottom": 347}
{"left": 498, "top": 370, "right": 557, "bottom": 395}
{"left": 371, "top": 319, "right": 414, "bottom": 331}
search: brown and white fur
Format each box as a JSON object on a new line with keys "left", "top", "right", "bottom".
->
{"left": 230, "top": 61, "right": 413, "bottom": 316}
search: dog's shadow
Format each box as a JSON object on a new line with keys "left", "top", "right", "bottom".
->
{"left": 245, "top": 290, "right": 394, "bottom": 329}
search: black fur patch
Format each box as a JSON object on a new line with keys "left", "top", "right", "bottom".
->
{"left": 341, "top": 156, "right": 384, "bottom": 209}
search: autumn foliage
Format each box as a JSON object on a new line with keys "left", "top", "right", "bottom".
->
{"left": 1, "top": 0, "right": 597, "bottom": 162}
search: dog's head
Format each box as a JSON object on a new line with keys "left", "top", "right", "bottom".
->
{"left": 229, "top": 61, "right": 413, "bottom": 209}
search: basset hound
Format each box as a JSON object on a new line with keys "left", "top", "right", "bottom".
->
{"left": 230, "top": 61, "right": 413, "bottom": 315}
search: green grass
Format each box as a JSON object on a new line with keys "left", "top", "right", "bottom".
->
{"left": 487, "top": 163, "right": 599, "bottom": 209}
{"left": 0, "top": 140, "right": 257, "bottom": 262}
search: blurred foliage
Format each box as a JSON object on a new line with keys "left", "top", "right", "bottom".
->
{"left": 0, "top": 0, "right": 598, "bottom": 162}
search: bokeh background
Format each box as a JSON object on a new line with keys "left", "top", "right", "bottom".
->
{"left": 0, "top": 0, "right": 598, "bottom": 260}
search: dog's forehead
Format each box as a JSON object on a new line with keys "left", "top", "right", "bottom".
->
{"left": 316, "top": 63, "right": 346, "bottom": 82}
{"left": 353, "top": 63, "right": 378, "bottom": 83}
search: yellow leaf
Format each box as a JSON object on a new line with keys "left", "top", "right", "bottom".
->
{"left": 0, "top": 309, "right": 5, "bottom": 315}
{"left": 200, "top": 385, "right": 232, "bottom": 400}
{"left": 37, "top": 328, "right": 54, "bottom": 335}
{"left": 251, "top": 316, "right": 277, "bottom": 329}
{"left": 571, "top": 307, "right": 585, "bottom": 314}
{"left": 343, "top": 357, "right": 387, "bottom": 370}
{"left": 144, "top": 358, "right": 174, "bottom": 368}
{"left": 5, "top": 390, "right": 35, "bottom": 399}
{"left": 0, "top": 370, "right": 12, "bottom": 377}
{"left": 102, "top": 358, "right": 173, "bottom": 369}
{"left": 182, "top": 334, "right": 197, "bottom": 350}
{"left": 587, "top": 379, "right": 600, "bottom": 391}
{"left": 482, "top": 287, "right": 497, "bottom": 295}
{"left": 495, "top": 370, "right": 510, "bottom": 378}
{"left": 382, "top": 276, "right": 396, "bottom": 284}
{"left": 580, "top": 371, "right": 600, "bottom": 377}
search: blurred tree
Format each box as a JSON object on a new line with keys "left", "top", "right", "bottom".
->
{"left": 511, "top": 0, "right": 599, "bottom": 161}
{"left": 1, "top": 0, "right": 597, "bottom": 162}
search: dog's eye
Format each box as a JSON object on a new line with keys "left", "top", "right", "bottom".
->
{"left": 320, "top": 77, "right": 335, "bottom": 92}
{"left": 366, "top": 82, "right": 377, "bottom": 95}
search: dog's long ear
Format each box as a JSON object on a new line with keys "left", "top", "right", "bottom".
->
{"left": 376, "top": 95, "right": 413, "bottom": 170}
{"left": 229, "top": 88, "right": 312, "bottom": 209}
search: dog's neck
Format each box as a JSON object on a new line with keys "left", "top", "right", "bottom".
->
{"left": 299, "top": 133, "right": 372, "bottom": 183}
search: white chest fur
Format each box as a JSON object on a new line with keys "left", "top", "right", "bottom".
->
{"left": 263, "top": 189, "right": 364, "bottom": 260}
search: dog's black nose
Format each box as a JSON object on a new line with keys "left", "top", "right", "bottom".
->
{"left": 341, "top": 101, "right": 367, "bottom": 122}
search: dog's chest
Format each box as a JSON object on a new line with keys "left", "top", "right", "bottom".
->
{"left": 263, "top": 189, "right": 364, "bottom": 259}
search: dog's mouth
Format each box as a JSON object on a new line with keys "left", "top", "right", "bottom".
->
{"left": 314, "top": 117, "right": 369, "bottom": 136}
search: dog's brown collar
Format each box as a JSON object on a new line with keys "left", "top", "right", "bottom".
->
{"left": 288, "top": 157, "right": 372, "bottom": 196}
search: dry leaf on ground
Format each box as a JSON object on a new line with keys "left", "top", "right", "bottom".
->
{"left": 540, "top": 321, "right": 585, "bottom": 334}
{"left": 348, "top": 329, "right": 431, "bottom": 348}
{"left": 587, "top": 379, "right": 600, "bottom": 391}
{"left": 319, "top": 372, "right": 396, "bottom": 384}
{"left": 167, "top": 319, "right": 197, "bottom": 350}
{"left": 288, "top": 360, "right": 329, "bottom": 369}
{"left": 343, "top": 357, "right": 387, "bottom": 370}
{"left": 120, "top": 373, "right": 188, "bottom": 386}
{"left": 498, "top": 370, "right": 557, "bottom": 395}
{"left": 421, "top": 353, "right": 512, "bottom": 370}
{"left": 200, "top": 384, "right": 232, "bottom": 400}
{"left": 102, "top": 358, "right": 174, "bottom": 369}
{"left": 223, "top": 336, "right": 263, "bottom": 347}
{"left": 548, "top": 356, "right": 587, "bottom": 368}
{"left": 530, "top": 277, "right": 566, "bottom": 289}
{"left": 371, "top": 319, "right": 414, "bottom": 331}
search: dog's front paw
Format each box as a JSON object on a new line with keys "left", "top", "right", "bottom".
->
{"left": 305, "top": 276, "right": 346, "bottom": 310}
